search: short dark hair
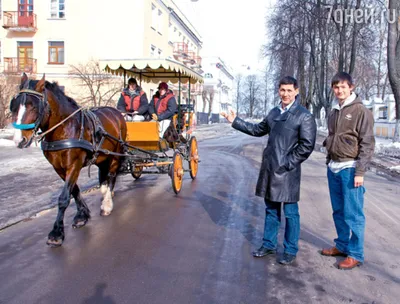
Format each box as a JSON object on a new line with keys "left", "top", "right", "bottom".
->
{"left": 279, "top": 76, "right": 298, "bottom": 89}
{"left": 128, "top": 78, "right": 137, "bottom": 86}
{"left": 331, "top": 72, "right": 354, "bottom": 87}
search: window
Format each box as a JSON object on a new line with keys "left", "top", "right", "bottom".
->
{"left": 157, "top": 9, "right": 162, "bottom": 33}
{"left": 48, "top": 41, "right": 64, "bottom": 64}
{"left": 151, "top": 4, "right": 157, "bottom": 29}
{"left": 50, "top": 0, "right": 65, "bottom": 18}
{"left": 168, "top": 22, "right": 173, "bottom": 42}
{"left": 150, "top": 45, "right": 155, "bottom": 57}
{"left": 378, "top": 106, "right": 388, "bottom": 120}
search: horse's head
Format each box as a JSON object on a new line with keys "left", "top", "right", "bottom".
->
{"left": 10, "top": 73, "right": 46, "bottom": 148}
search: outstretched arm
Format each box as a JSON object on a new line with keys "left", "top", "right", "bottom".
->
{"left": 221, "top": 110, "right": 270, "bottom": 137}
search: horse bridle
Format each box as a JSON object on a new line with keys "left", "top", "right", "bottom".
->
{"left": 12, "top": 88, "right": 48, "bottom": 146}
{"left": 12, "top": 89, "right": 47, "bottom": 130}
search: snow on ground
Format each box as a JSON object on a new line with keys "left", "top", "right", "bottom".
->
{"left": 0, "top": 139, "right": 15, "bottom": 147}
{"left": 0, "top": 128, "right": 14, "bottom": 140}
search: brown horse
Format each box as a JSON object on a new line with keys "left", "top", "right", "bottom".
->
{"left": 10, "top": 73, "right": 127, "bottom": 247}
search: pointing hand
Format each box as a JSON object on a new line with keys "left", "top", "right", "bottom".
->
{"left": 220, "top": 109, "right": 236, "bottom": 124}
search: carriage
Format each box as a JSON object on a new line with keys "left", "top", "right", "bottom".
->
{"left": 121, "top": 106, "right": 199, "bottom": 194}
{"left": 101, "top": 58, "right": 202, "bottom": 194}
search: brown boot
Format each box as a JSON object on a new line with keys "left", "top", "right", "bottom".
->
{"left": 320, "top": 247, "right": 347, "bottom": 257}
{"left": 338, "top": 257, "right": 361, "bottom": 270}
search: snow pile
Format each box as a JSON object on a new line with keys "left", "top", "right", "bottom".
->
{"left": 0, "top": 139, "right": 15, "bottom": 147}
{"left": 0, "top": 139, "right": 41, "bottom": 148}
{"left": 375, "top": 141, "right": 400, "bottom": 159}
{"left": 0, "top": 129, "right": 14, "bottom": 139}
{"left": 318, "top": 127, "right": 328, "bottom": 135}
{"left": 390, "top": 165, "right": 400, "bottom": 172}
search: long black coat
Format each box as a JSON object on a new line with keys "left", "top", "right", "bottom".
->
{"left": 232, "top": 100, "right": 317, "bottom": 202}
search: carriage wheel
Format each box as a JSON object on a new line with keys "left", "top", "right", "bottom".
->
{"left": 171, "top": 152, "right": 184, "bottom": 194}
{"left": 188, "top": 136, "right": 199, "bottom": 180}
{"left": 131, "top": 165, "right": 143, "bottom": 180}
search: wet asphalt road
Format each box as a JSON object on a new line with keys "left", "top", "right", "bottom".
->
{"left": 0, "top": 133, "right": 399, "bottom": 304}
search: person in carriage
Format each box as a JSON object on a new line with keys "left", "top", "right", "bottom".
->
{"left": 117, "top": 77, "right": 149, "bottom": 121}
{"left": 148, "top": 82, "right": 178, "bottom": 138}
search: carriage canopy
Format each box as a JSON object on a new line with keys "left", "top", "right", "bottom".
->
{"left": 99, "top": 58, "right": 203, "bottom": 85}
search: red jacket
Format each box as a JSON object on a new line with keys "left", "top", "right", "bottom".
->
{"left": 153, "top": 91, "right": 174, "bottom": 115}
{"left": 121, "top": 90, "right": 144, "bottom": 112}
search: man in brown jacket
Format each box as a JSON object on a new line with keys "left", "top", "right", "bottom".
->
{"left": 321, "top": 72, "right": 375, "bottom": 270}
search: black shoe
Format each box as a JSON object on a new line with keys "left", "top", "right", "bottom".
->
{"left": 252, "top": 246, "right": 276, "bottom": 258}
{"left": 279, "top": 253, "right": 296, "bottom": 265}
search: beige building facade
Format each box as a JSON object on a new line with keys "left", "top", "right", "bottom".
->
{"left": 0, "top": 0, "right": 202, "bottom": 105}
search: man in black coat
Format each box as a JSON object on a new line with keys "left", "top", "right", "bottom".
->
{"left": 221, "top": 76, "right": 317, "bottom": 265}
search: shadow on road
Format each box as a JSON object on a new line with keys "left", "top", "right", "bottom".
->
{"left": 81, "top": 283, "right": 116, "bottom": 304}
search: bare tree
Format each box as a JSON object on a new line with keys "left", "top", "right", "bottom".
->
{"left": 387, "top": 0, "right": 400, "bottom": 141}
{"left": 69, "top": 60, "right": 122, "bottom": 108}
{"left": 264, "top": 0, "right": 388, "bottom": 129}
{"left": 242, "top": 74, "right": 262, "bottom": 118}
{"left": 0, "top": 74, "right": 19, "bottom": 128}
{"left": 234, "top": 74, "right": 242, "bottom": 114}
{"left": 201, "top": 89, "right": 208, "bottom": 113}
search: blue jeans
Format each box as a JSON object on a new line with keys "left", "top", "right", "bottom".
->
{"left": 262, "top": 200, "right": 300, "bottom": 256}
{"left": 327, "top": 167, "right": 366, "bottom": 262}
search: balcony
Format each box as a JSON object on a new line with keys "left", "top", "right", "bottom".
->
{"left": 191, "top": 55, "right": 202, "bottom": 69}
{"left": 4, "top": 57, "right": 37, "bottom": 74}
{"left": 183, "top": 51, "right": 196, "bottom": 65}
{"left": 173, "top": 42, "right": 189, "bottom": 60}
{"left": 2, "top": 11, "right": 37, "bottom": 32}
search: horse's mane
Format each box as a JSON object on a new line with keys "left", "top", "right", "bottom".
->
{"left": 44, "top": 81, "right": 80, "bottom": 108}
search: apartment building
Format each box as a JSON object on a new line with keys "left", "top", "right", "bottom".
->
{"left": 0, "top": 0, "right": 203, "bottom": 104}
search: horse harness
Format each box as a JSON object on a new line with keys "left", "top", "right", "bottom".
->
{"left": 13, "top": 89, "right": 118, "bottom": 165}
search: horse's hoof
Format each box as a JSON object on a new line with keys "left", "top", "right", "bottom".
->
{"left": 72, "top": 219, "right": 88, "bottom": 229}
{"left": 100, "top": 210, "right": 111, "bottom": 216}
{"left": 46, "top": 238, "right": 63, "bottom": 247}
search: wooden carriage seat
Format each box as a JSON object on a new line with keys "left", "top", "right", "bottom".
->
{"left": 126, "top": 121, "right": 161, "bottom": 151}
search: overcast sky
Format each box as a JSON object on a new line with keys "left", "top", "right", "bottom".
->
{"left": 173, "top": 0, "right": 276, "bottom": 74}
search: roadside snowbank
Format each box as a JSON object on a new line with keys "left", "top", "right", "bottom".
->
{"left": 0, "top": 139, "right": 15, "bottom": 147}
